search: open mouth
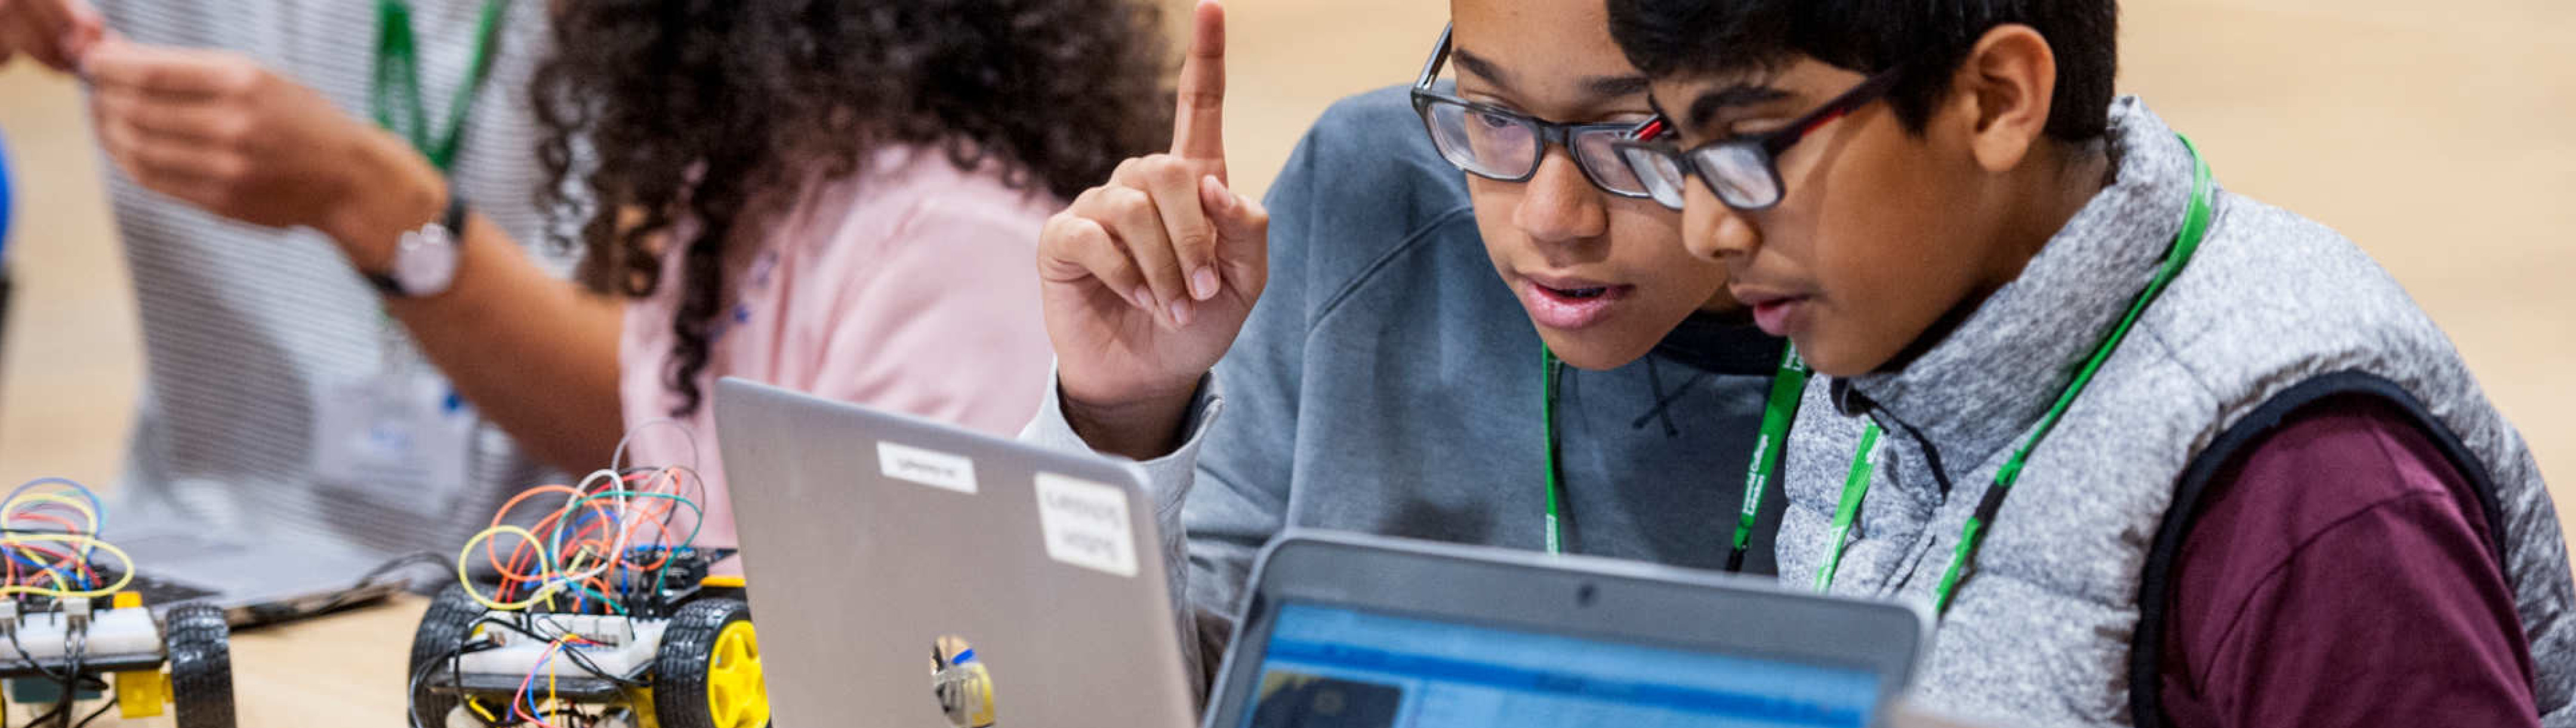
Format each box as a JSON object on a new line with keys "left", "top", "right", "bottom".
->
{"left": 1519, "top": 276, "right": 1634, "bottom": 331}
{"left": 1543, "top": 285, "right": 1613, "bottom": 300}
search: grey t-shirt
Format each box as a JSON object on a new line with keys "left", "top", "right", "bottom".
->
{"left": 1025, "top": 85, "right": 1798, "bottom": 678}
{"left": 90, "top": 0, "right": 568, "bottom": 564}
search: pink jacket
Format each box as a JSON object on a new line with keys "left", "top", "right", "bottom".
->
{"left": 618, "top": 146, "right": 1059, "bottom": 547}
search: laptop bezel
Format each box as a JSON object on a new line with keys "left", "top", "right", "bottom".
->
{"left": 1203, "top": 531, "right": 1933, "bottom": 728}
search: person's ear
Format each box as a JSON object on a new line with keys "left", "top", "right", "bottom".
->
{"left": 1950, "top": 24, "right": 2057, "bottom": 173}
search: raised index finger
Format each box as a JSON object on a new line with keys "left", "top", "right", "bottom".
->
{"left": 1169, "top": 0, "right": 1227, "bottom": 171}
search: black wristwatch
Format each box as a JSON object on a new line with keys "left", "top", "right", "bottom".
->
{"left": 365, "top": 192, "right": 468, "bottom": 298}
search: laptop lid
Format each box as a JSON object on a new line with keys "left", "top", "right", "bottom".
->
{"left": 109, "top": 518, "right": 402, "bottom": 624}
{"left": 714, "top": 378, "right": 1200, "bottom": 728}
{"left": 1206, "top": 532, "right": 1933, "bottom": 728}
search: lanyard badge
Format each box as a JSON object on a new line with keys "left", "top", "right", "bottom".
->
{"left": 371, "top": 0, "right": 510, "bottom": 173}
{"left": 310, "top": 367, "right": 478, "bottom": 499}
{"left": 313, "top": 0, "right": 510, "bottom": 499}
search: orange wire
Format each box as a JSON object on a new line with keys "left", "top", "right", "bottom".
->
{"left": 492, "top": 487, "right": 616, "bottom": 596}
{"left": 5, "top": 502, "right": 95, "bottom": 533}
{"left": 1, "top": 541, "right": 96, "bottom": 583}
{"left": 5, "top": 525, "right": 103, "bottom": 585}
{"left": 7, "top": 513, "right": 102, "bottom": 582}
{"left": 509, "top": 494, "right": 623, "bottom": 602}
{"left": 486, "top": 485, "right": 583, "bottom": 577}
{"left": 477, "top": 469, "right": 707, "bottom": 610}
{"left": 10, "top": 511, "right": 85, "bottom": 535}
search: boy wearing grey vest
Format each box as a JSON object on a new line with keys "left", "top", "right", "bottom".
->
{"left": 1604, "top": 1, "right": 2574, "bottom": 727}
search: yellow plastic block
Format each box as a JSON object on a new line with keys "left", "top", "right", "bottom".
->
{"left": 113, "top": 670, "right": 166, "bottom": 719}
{"left": 700, "top": 575, "right": 745, "bottom": 589}
{"left": 111, "top": 592, "right": 142, "bottom": 610}
{"left": 624, "top": 688, "right": 660, "bottom": 728}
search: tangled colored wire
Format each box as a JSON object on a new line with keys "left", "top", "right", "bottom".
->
{"left": 426, "top": 422, "right": 712, "bottom": 728}
{"left": 455, "top": 465, "right": 707, "bottom": 616}
{"left": 0, "top": 479, "right": 133, "bottom": 600}
{"left": 510, "top": 633, "right": 606, "bottom": 727}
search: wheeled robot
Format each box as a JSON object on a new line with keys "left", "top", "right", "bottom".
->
{"left": 405, "top": 547, "right": 768, "bottom": 728}
{"left": 0, "top": 594, "right": 233, "bottom": 728}
{"left": 0, "top": 478, "right": 235, "bottom": 728}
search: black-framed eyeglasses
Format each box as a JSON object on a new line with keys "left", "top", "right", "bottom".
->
{"left": 1610, "top": 66, "right": 1905, "bottom": 212}
{"left": 1408, "top": 25, "right": 1661, "bottom": 199}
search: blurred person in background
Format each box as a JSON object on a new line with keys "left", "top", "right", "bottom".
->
{"left": 1, "top": 0, "right": 568, "bottom": 578}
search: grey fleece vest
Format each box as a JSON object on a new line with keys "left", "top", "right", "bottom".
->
{"left": 1773, "top": 98, "right": 2575, "bottom": 726}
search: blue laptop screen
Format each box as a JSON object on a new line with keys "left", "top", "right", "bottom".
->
{"left": 1230, "top": 602, "right": 1881, "bottom": 728}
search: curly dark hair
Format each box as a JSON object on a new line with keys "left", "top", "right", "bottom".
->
{"left": 532, "top": 0, "right": 1172, "bottom": 417}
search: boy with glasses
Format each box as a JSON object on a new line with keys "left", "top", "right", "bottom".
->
{"left": 1029, "top": 0, "right": 1842, "bottom": 681}
{"left": 1603, "top": 1, "right": 2575, "bottom": 726}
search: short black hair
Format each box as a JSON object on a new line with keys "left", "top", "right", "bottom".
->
{"left": 1604, "top": 0, "right": 2118, "bottom": 142}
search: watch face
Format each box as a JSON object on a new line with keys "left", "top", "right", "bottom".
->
{"left": 396, "top": 224, "right": 461, "bottom": 295}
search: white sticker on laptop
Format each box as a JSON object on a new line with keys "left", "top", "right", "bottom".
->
{"left": 879, "top": 442, "right": 978, "bottom": 495}
{"left": 1033, "top": 474, "right": 1138, "bottom": 578}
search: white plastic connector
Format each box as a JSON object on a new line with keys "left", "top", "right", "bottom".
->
{"left": 60, "top": 597, "right": 91, "bottom": 631}
{"left": 0, "top": 607, "right": 159, "bottom": 662}
{"left": 541, "top": 613, "right": 637, "bottom": 647}
{"left": 0, "top": 601, "right": 19, "bottom": 637}
{"left": 455, "top": 614, "right": 667, "bottom": 680}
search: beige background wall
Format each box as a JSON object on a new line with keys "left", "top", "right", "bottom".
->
{"left": 2, "top": 0, "right": 2572, "bottom": 544}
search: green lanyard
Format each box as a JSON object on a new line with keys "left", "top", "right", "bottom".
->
{"left": 1543, "top": 341, "right": 1810, "bottom": 572}
{"left": 1812, "top": 135, "right": 2216, "bottom": 609}
{"left": 1813, "top": 423, "right": 1880, "bottom": 591}
{"left": 371, "top": 0, "right": 510, "bottom": 172}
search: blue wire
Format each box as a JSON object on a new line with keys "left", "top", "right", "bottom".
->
{"left": 2, "top": 551, "right": 72, "bottom": 588}
{"left": 1, "top": 479, "right": 110, "bottom": 590}
{"left": 5, "top": 550, "right": 48, "bottom": 571}
{"left": 551, "top": 489, "right": 627, "bottom": 616}
{"left": 519, "top": 643, "right": 549, "bottom": 724}
{"left": 554, "top": 501, "right": 617, "bottom": 564}
{"left": 5, "top": 479, "right": 107, "bottom": 536}
{"left": 0, "top": 131, "right": 15, "bottom": 264}
{"left": 1, "top": 551, "right": 83, "bottom": 593}
{"left": 564, "top": 505, "right": 612, "bottom": 541}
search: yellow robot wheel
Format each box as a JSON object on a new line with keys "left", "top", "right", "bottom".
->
{"left": 652, "top": 599, "right": 768, "bottom": 728}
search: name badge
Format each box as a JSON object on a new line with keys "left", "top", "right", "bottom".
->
{"left": 309, "top": 371, "right": 475, "bottom": 499}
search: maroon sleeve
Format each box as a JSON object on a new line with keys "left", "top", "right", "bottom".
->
{"left": 2158, "top": 395, "right": 2538, "bottom": 728}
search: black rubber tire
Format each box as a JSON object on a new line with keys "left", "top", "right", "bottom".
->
{"left": 164, "top": 602, "right": 235, "bottom": 728}
{"left": 653, "top": 598, "right": 764, "bottom": 728}
{"left": 406, "top": 584, "right": 486, "bottom": 728}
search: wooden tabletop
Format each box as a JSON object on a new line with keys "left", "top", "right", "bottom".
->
{"left": 226, "top": 596, "right": 427, "bottom": 728}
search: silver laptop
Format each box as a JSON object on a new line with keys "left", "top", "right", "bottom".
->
{"left": 716, "top": 378, "right": 1200, "bottom": 728}
{"left": 1206, "top": 533, "right": 1932, "bottom": 728}
{"left": 106, "top": 523, "right": 411, "bottom": 625}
